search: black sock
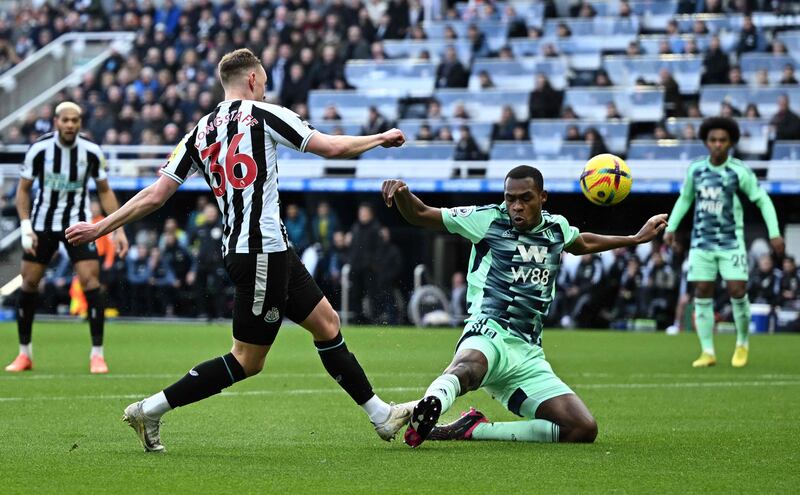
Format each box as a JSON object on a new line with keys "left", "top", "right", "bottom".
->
{"left": 163, "top": 353, "right": 246, "bottom": 408}
{"left": 17, "top": 290, "right": 37, "bottom": 345}
{"left": 84, "top": 288, "right": 105, "bottom": 346}
{"left": 315, "top": 332, "right": 374, "bottom": 405}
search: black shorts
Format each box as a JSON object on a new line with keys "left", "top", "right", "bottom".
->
{"left": 224, "top": 249, "right": 324, "bottom": 346}
{"left": 23, "top": 231, "right": 99, "bottom": 265}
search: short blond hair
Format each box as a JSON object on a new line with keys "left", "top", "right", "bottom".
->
{"left": 55, "top": 101, "right": 82, "bottom": 117}
{"left": 217, "top": 48, "right": 261, "bottom": 86}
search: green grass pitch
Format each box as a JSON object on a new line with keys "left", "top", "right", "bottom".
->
{"left": 1, "top": 322, "right": 798, "bottom": 494}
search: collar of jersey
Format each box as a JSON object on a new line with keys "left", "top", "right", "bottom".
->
{"left": 705, "top": 155, "right": 731, "bottom": 168}
{"left": 513, "top": 214, "right": 546, "bottom": 233}
{"left": 56, "top": 132, "right": 77, "bottom": 149}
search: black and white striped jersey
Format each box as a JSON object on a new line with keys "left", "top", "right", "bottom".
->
{"left": 20, "top": 131, "right": 108, "bottom": 232}
{"left": 160, "top": 99, "right": 317, "bottom": 255}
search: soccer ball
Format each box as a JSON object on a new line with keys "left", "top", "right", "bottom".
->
{"left": 579, "top": 154, "right": 633, "bottom": 206}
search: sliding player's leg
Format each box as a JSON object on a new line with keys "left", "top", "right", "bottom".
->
{"left": 284, "top": 248, "right": 414, "bottom": 441}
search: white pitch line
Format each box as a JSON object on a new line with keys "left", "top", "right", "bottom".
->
{"left": 1, "top": 381, "right": 799, "bottom": 403}
{"left": 0, "top": 372, "right": 435, "bottom": 380}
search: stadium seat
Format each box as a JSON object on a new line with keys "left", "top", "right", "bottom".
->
{"left": 366, "top": 143, "right": 455, "bottom": 160}
{"left": 355, "top": 159, "right": 453, "bottom": 178}
{"left": 311, "top": 122, "right": 362, "bottom": 136}
{"left": 699, "top": 86, "right": 800, "bottom": 119}
{"left": 543, "top": 17, "right": 640, "bottom": 36}
{"left": 490, "top": 142, "right": 534, "bottom": 161}
{"left": 673, "top": 13, "right": 739, "bottom": 33}
{"left": 564, "top": 88, "right": 665, "bottom": 121}
{"left": 276, "top": 148, "right": 323, "bottom": 161}
{"left": 423, "top": 21, "right": 509, "bottom": 50}
{"left": 529, "top": 120, "right": 630, "bottom": 155}
{"left": 603, "top": 55, "right": 703, "bottom": 93}
{"left": 434, "top": 89, "right": 530, "bottom": 121}
{"left": 739, "top": 54, "right": 799, "bottom": 85}
{"left": 307, "top": 91, "right": 400, "bottom": 122}
{"left": 468, "top": 57, "right": 568, "bottom": 91}
{"left": 628, "top": 140, "right": 706, "bottom": 160}
{"left": 397, "top": 120, "right": 493, "bottom": 148}
{"left": 344, "top": 60, "right": 437, "bottom": 93}
{"left": 381, "top": 40, "right": 473, "bottom": 66}
{"left": 771, "top": 141, "right": 800, "bottom": 161}
{"left": 637, "top": 33, "right": 738, "bottom": 55}
{"left": 665, "top": 118, "right": 770, "bottom": 155}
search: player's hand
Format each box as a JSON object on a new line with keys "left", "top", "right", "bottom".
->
{"left": 21, "top": 231, "right": 38, "bottom": 256}
{"left": 770, "top": 236, "right": 785, "bottom": 257}
{"left": 663, "top": 231, "right": 675, "bottom": 247}
{"left": 382, "top": 179, "right": 408, "bottom": 207}
{"left": 380, "top": 128, "right": 406, "bottom": 148}
{"left": 633, "top": 213, "right": 668, "bottom": 244}
{"left": 112, "top": 229, "right": 129, "bottom": 259}
{"left": 65, "top": 222, "right": 100, "bottom": 246}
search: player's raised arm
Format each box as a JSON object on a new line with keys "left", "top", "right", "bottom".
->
{"left": 306, "top": 128, "right": 405, "bottom": 159}
{"left": 566, "top": 213, "right": 668, "bottom": 255}
{"left": 66, "top": 175, "right": 181, "bottom": 246}
{"left": 382, "top": 179, "right": 444, "bottom": 230}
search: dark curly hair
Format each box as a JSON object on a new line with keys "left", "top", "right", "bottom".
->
{"left": 699, "top": 117, "right": 740, "bottom": 144}
{"left": 506, "top": 165, "right": 544, "bottom": 192}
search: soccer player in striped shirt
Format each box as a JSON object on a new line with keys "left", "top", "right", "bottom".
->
{"left": 664, "top": 117, "right": 784, "bottom": 368}
{"left": 6, "top": 101, "right": 129, "bottom": 374}
{"left": 66, "top": 48, "right": 412, "bottom": 451}
{"left": 382, "top": 167, "right": 667, "bottom": 447}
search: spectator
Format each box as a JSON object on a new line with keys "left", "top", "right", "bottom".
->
{"left": 728, "top": 65, "right": 747, "bottom": 85}
{"left": 416, "top": 123, "right": 434, "bottom": 141}
{"left": 561, "top": 105, "right": 578, "bottom": 119}
{"left": 437, "top": 126, "right": 454, "bottom": 141}
{"left": 162, "top": 231, "right": 195, "bottom": 316}
{"left": 779, "top": 256, "right": 800, "bottom": 309}
{"left": 693, "top": 20, "right": 709, "bottom": 35}
{"left": 452, "top": 102, "right": 471, "bottom": 120}
{"left": 311, "top": 44, "right": 346, "bottom": 89}
{"left": 158, "top": 218, "right": 188, "bottom": 251}
{"left": 374, "top": 227, "right": 403, "bottom": 324}
{"left": 770, "top": 94, "right": 800, "bottom": 140}
{"left": 342, "top": 25, "right": 371, "bottom": 60}
{"left": 435, "top": 45, "right": 469, "bottom": 88}
{"left": 491, "top": 105, "right": 519, "bottom": 141}
{"left": 660, "top": 68, "right": 685, "bottom": 117}
{"left": 755, "top": 69, "right": 770, "bottom": 86}
{"left": 606, "top": 101, "right": 623, "bottom": 120}
{"left": 454, "top": 125, "right": 486, "bottom": 160}
{"left": 684, "top": 38, "right": 700, "bottom": 55}
{"left": 427, "top": 99, "right": 445, "bottom": 120}
{"left": 584, "top": 127, "right": 609, "bottom": 155}
{"left": 512, "top": 124, "right": 529, "bottom": 141}
{"left": 686, "top": 102, "right": 703, "bottom": 118}
{"left": 467, "top": 24, "right": 490, "bottom": 59}
{"left": 565, "top": 125, "right": 582, "bottom": 141}
{"left": 614, "top": 257, "right": 645, "bottom": 320}
{"left": 770, "top": 40, "right": 788, "bottom": 55}
{"left": 737, "top": 15, "right": 759, "bottom": 55}
{"left": 645, "top": 251, "right": 678, "bottom": 328}
{"left": 654, "top": 124, "right": 675, "bottom": 140}
{"left": 477, "top": 70, "right": 495, "bottom": 89}
{"left": 556, "top": 22, "right": 571, "bottom": 38}
{"left": 311, "top": 201, "right": 339, "bottom": 253}
{"left": 284, "top": 204, "right": 310, "bottom": 253}
{"left": 191, "top": 204, "right": 226, "bottom": 321}
{"left": 349, "top": 203, "right": 382, "bottom": 323}
{"left": 450, "top": 272, "right": 467, "bottom": 324}
{"left": 720, "top": 101, "right": 741, "bottom": 118}
{"left": 779, "top": 64, "right": 799, "bottom": 85}
{"left": 528, "top": 73, "right": 563, "bottom": 119}
{"left": 702, "top": 35, "right": 730, "bottom": 85}
{"left": 542, "top": 43, "right": 560, "bottom": 58}
{"left": 594, "top": 69, "right": 613, "bottom": 87}
{"left": 323, "top": 104, "right": 343, "bottom": 121}
{"left": 127, "top": 244, "right": 153, "bottom": 316}
{"left": 681, "top": 123, "right": 697, "bottom": 140}
{"left": 626, "top": 41, "right": 642, "bottom": 57}
{"left": 748, "top": 255, "right": 779, "bottom": 305}
{"left": 279, "top": 63, "right": 311, "bottom": 109}
{"left": 744, "top": 103, "right": 761, "bottom": 119}
{"left": 148, "top": 246, "right": 177, "bottom": 316}
{"left": 370, "top": 41, "right": 389, "bottom": 61}
{"left": 361, "top": 106, "right": 392, "bottom": 135}
{"left": 562, "top": 254, "right": 604, "bottom": 328}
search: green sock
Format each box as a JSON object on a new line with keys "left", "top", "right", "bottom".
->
{"left": 731, "top": 296, "right": 751, "bottom": 348}
{"left": 471, "top": 420, "right": 559, "bottom": 443}
{"left": 694, "top": 298, "right": 715, "bottom": 355}
{"left": 423, "top": 374, "right": 460, "bottom": 415}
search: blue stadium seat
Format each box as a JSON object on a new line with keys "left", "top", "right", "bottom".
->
{"left": 344, "top": 60, "right": 437, "bottom": 92}
{"left": 628, "top": 140, "right": 706, "bottom": 160}
{"left": 630, "top": 0, "right": 678, "bottom": 16}
{"left": 564, "top": 88, "right": 664, "bottom": 121}
{"left": 534, "top": 143, "right": 591, "bottom": 161}
{"left": 665, "top": 118, "right": 771, "bottom": 155}
{"left": 771, "top": 141, "right": 800, "bottom": 161}
{"left": 674, "top": 14, "right": 739, "bottom": 33}
{"left": 529, "top": 120, "right": 630, "bottom": 155}
{"left": 603, "top": 55, "right": 703, "bottom": 93}
{"left": 307, "top": 91, "right": 400, "bottom": 121}
{"left": 777, "top": 30, "right": 800, "bottom": 57}
{"left": 366, "top": 143, "right": 455, "bottom": 160}
{"left": 434, "top": 89, "right": 530, "bottom": 121}
{"left": 490, "top": 142, "right": 534, "bottom": 160}
{"left": 739, "top": 53, "right": 798, "bottom": 85}
{"left": 423, "top": 21, "right": 509, "bottom": 50}
{"left": 310, "top": 122, "right": 362, "bottom": 136}
{"left": 638, "top": 33, "right": 738, "bottom": 55}
{"left": 381, "top": 40, "right": 473, "bottom": 66}
{"left": 699, "top": 86, "right": 800, "bottom": 119}
{"left": 543, "top": 17, "right": 640, "bottom": 37}
{"left": 276, "top": 147, "right": 323, "bottom": 161}
{"left": 468, "top": 57, "right": 568, "bottom": 90}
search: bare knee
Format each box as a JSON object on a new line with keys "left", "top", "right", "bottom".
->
{"left": 307, "top": 305, "right": 340, "bottom": 341}
{"left": 563, "top": 417, "right": 598, "bottom": 443}
{"left": 230, "top": 344, "right": 269, "bottom": 377}
{"left": 444, "top": 359, "right": 486, "bottom": 393}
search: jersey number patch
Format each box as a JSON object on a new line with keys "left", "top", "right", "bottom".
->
{"left": 200, "top": 132, "right": 258, "bottom": 197}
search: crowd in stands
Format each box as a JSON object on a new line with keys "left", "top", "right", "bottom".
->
{"left": 1, "top": 0, "right": 800, "bottom": 163}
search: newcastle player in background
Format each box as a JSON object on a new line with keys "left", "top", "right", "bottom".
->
{"left": 7, "top": 101, "right": 129, "bottom": 374}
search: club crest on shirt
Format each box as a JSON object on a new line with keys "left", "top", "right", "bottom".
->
{"left": 449, "top": 206, "right": 475, "bottom": 218}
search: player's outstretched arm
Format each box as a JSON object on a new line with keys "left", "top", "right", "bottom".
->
{"left": 382, "top": 179, "right": 444, "bottom": 230}
{"left": 66, "top": 175, "right": 180, "bottom": 246}
{"left": 566, "top": 214, "right": 668, "bottom": 255}
{"left": 95, "top": 178, "right": 129, "bottom": 258}
{"left": 306, "top": 129, "right": 405, "bottom": 159}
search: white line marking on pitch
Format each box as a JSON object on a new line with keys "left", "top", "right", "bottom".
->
{"left": 1, "top": 381, "right": 799, "bottom": 402}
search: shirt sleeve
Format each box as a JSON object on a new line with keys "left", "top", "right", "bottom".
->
{"left": 667, "top": 163, "right": 697, "bottom": 232}
{"left": 553, "top": 214, "right": 580, "bottom": 247}
{"left": 440, "top": 206, "right": 498, "bottom": 243}
{"left": 260, "top": 104, "right": 317, "bottom": 152}
{"left": 20, "top": 145, "right": 41, "bottom": 180}
{"left": 738, "top": 166, "right": 781, "bottom": 238}
{"left": 89, "top": 145, "right": 109, "bottom": 181}
{"left": 160, "top": 132, "right": 199, "bottom": 185}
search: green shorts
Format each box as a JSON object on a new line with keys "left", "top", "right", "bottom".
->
{"left": 456, "top": 319, "right": 573, "bottom": 419}
{"left": 687, "top": 248, "right": 748, "bottom": 282}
